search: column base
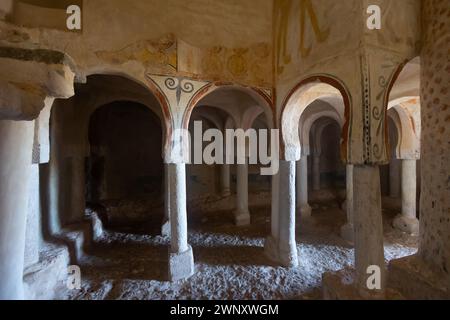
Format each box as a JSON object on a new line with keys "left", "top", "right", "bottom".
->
{"left": 168, "top": 245, "right": 194, "bottom": 281}
{"left": 161, "top": 220, "right": 171, "bottom": 237}
{"left": 264, "top": 236, "right": 279, "bottom": 262}
{"left": 388, "top": 255, "right": 450, "bottom": 299}
{"left": 234, "top": 210, "right": 251, "bottom": 226}
{"left": 278, "top": 242, "right": 299, "bottom": 268}
{"left": 298, "top": 204, "right": 312, "bottom": 218}
{"left": 392, "top": 215, "right": 419, "bottom": 235}
{"left": 322, "top": 268, "right": 402, "bottom": 300}
{"left": 340, "top": 223, "right": 354, "bottom": 245}
{"left": 264, "top": 237, "right": 298, "bottom": 267}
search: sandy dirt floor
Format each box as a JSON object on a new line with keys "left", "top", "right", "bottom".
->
{"left": 56, "top": 194, "right": 418, "bottom": 300}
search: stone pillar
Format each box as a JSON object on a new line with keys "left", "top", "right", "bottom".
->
{"left": 161, "top": 164, "right": 171, "bottom": 237}
{"left": 389, "top": 158, "right": 401, "bottom": 198}
{"left": 388, "top": 1, "right": 450, "bottom": 299}
{"left": 264, "top": 172, "right": 280, "bottom": 262}
{"left": 393, "top": 159, "right": 419, "bottom": 234}
{"left": 234, "top": 160, "right": 250, "bottom": 226}
{"left": 0, "top": 119, "right": 34, "bottom": 300}
{"left": 312, "top": 154, "right": 321, "bottom": 191}
{"left": 167, "top": 163, "right": 194, "bottom": 281}
{"left": 277, "top": 160, "right": 298, "bottom": 267}
{"left": 418, "top": 0, "right": 450, "bottom": 284}
{"left": 220, "top": 164, "right": 231, "bottom": 197}
{"left": 341, "top": 164, "right": 354, "bottom": 244}
{"left": 353, "top": 165, "right": 385, "bottom": 298}
{"left": 389, "top": 0, "right": 450, "bottom": 300}
{"left": 296, "top": 156, "right": 312, "bottom": 218}
{"left": 24, "top": 164, "right": 41, "bottom": 269}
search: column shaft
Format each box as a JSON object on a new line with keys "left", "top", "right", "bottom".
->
{"left": 389, "top": 159, "right": 401, "bottom": 198}
{"left": 401, "top": 159, "right": 416, "bottom": 218}
{"left": 341, "top": 164, "right": 354, "bottom": 243}
{"left": 264, "top": 172, "right": 280, "bottom": 262}
{"left": 353, "top": 165, "right": 385, "bottom": 297}
{"left": 277, "top": 160, "right": 298, "bottom": 267}
{"left": 0, "top": 120, "right": 34, "bottom": 300}
{"left": 345, "top": 164, "right": 354, "bottom": 224}
{"left": 221, "top": 164, "right": 231, "bottom": 196}
{"left": 167, "top": 162, "right": 194, "bottom": 281}
{"left": 312, "top": 155, "right": 321, "bottom": 191}
{"left": 393, "top": 159, "right": 419, "bottom": 234}
{"left": 169, "top": 163, "right": 188, "bottom": 253}
{"left": 235, "top": 160, "right": 250, "bottom": 226}
{"left": 297, "top": 156, "right": 311, "bottom": 217}
{"left": 161, "top": 163, "right": 171, "bottom": 236}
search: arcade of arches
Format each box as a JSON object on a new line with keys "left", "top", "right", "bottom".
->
{"left": 0, "top": 0, "right": 448, "bottom": 300}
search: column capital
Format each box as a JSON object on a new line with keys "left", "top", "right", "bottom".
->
{"left": 145, "top": 73, "right": 211, "bottom": 164}
{"left": 0, "top": 47, "right": 76, "bottom": 120}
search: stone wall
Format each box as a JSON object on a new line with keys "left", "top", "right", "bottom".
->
{"left": 2, "top": 0, "right": 274, "bottom": 88}
{"left": 419, "top": 0, "right": 450, "bottom": 282}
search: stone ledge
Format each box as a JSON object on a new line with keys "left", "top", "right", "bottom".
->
{"left": 23, "top": 243, "right": 70, "bottom": 300}
{"left": 388, "top": 255, "right": 450, "bottom": 299}
{"left": 322, "top": 268, "right": 403, "bottom": 300}
{"left": 57, "top": 220, "right": 93, "bottom": 263}
{"left": 168, "top": 245, "right": 195, "bottom": 281}
{"left": 0, "top": 46, "right": 74, "bottom": 68}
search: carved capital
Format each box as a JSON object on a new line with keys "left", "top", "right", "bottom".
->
{"left": 0, "top": 47, "right": 76, "bottom": 120}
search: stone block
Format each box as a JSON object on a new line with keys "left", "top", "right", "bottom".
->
{"left": 168, "top": 245, "right": 194, "bottom": 281}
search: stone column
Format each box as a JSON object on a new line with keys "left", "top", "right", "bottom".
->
{"left": 264, "top": 172, "right": 280, "bottom": 262}
{"left": 312, "top": 154, "right": 321, "bottom": 191}
{"left": 353, "top": 165, "right": 385, "bottom": 298}
{"left": 341, "top": 164, "right": 354, "bottom": 243}
{"left": 296, "top": 156, "right": 312, "bottom": 218}
{"left": 388, "top": 1, "right": 450, "bottom": 298}
{"left": 161, "top": 164, "right": 171, "bottom": 237}
{"left": 418, "top": 0, "right": 450, "bottom": 287}
{"left": 234, "top": 159, "right": 250, "bottom": 226}
{"left": 393, "top": 159, "right": 419, "bottom": 234}
{"left": 24, "top": 164, "right": 42, "bottom": 269}
{"left": 389, "top": 158, "right": 401, "bottom": 198}
{"left": 0, "top": 119, "right": 34, "bottom": 300}
{"left": 167, "top": 163, "right": 194, "bottom": 281}
{"left": 277, "top": 160, "right": 298, "bottom": 267}
{"left": 220, "top": 164, "right": 231, "bottom": 197}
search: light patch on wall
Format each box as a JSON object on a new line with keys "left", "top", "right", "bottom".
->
{"left": 95, "top": 34, "right": 178, "bottom": 72}
{"left": 275, "top": 0, "right": 330, "bottom": 75}
{"left": 178, "top": 41, "right": 272, "bottom": 87}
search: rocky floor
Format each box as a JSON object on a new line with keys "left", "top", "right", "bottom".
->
{"left": 56, "top": 196, "right": 418, "bottom": 300}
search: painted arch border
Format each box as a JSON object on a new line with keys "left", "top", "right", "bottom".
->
{"left": 279, "top": 74, "right": 353, "bottom": 162}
